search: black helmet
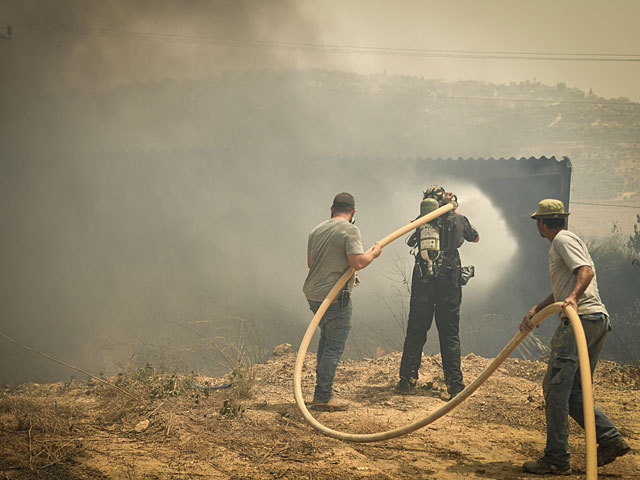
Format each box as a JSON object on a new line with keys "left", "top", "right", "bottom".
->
{"left": 423, "top": 185, "right": 445, "bottom": 202}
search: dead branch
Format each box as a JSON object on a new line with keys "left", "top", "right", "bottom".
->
{"left": 0, "top": 331, "right": 144, "bottom": 404}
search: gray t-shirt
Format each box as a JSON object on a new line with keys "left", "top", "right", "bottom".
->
{"left": 548, "top": 230, "right": 608, "bottom": 316}
{"left": 303, "top": 218, "right": 364, "bottom": 301}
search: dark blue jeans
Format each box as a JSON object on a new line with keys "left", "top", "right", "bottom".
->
{"left": 307, "top": 297, "right": 352, "bottom": 403}
{"left": 542, "top": 313, "right": 622, "bottom": 468}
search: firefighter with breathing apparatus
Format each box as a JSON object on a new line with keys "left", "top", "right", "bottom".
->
{"left": 395, "top": 185, "right": 480, "bottom": 400}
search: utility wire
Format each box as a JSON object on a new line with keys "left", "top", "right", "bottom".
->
{"left": 4, "top": 23, "right": 640, "bottom": 103}
{"left": 5, "top": 22, "right": 640, "bottom": 62}
{"left": 571, "top": 201, "right": 640, "bottom": 209}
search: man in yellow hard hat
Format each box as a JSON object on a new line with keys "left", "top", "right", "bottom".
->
{"left": 519, "top": 199, "right": 630, "bottom": 475}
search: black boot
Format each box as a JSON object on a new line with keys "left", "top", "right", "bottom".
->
{"left": 394, "top": 377, "right": 416, "bottom": 395}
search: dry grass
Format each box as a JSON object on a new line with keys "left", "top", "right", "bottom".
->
{"left": 0, "top": 388, "right": 85, "bottom": 471}
{"left": 1, "top": 352, "right": 638, "bottom": 479}
{"left": 0, "top": 349, "right": 256, "bottom": 475}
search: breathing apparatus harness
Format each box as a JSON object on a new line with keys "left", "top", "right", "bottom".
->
{"left": 407, "top": 185, "right": 457, "bottom": 278}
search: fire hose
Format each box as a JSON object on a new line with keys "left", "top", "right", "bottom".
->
{"left": 293, "top": 203, "right": 598, "bottom": 479}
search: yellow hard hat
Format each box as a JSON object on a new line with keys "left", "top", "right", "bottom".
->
{"left": 531, "top": 199, "right": 570, "bottom": 219}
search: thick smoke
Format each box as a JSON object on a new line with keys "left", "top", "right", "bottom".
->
{"left": 0, "top": 0, "right": 326, "bottom": 93}
{"left": 1, "top": 2, "right": 635, "bottom": 383}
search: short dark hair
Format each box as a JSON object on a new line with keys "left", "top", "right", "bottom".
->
{"left": 332, "top": 192, "right": 355, "bottom": 213}
{"left": 542, "top": 217, "right": 566, "bottom": 230}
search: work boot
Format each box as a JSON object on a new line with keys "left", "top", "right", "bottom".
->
{"left": 522, "top": 458, "right": 571, "bottom": 475}
{"left": 394, "top": 377, "right": 416, "bottom": 395}
{"left": 598, "top": 437, "right": 630, "bottom": 466}
{"left": 309, "top": 398, "right": 349, "bottom": 412}
{"left": 447, "top": 390, "right": 463, "bottom": 401}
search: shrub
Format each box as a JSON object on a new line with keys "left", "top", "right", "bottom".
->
{"left": 587, "top": 218, "right": 640, "bottom": 365}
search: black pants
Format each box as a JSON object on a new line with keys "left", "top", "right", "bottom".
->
{"left": 399, "top": 263, "right": 464, "bottom": 395}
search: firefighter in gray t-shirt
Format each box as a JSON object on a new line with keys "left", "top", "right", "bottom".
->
{"left": 520, "top": 199, "right": 630, "bottom": 475}
{"left": 303, "top": 192, "right": 381, "bottom": 412}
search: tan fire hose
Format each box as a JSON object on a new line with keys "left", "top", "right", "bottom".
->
{"left": 293, "top": 203, "right": 597, "bottom": 479}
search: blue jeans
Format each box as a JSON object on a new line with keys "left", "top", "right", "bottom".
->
{"left": 307, "top": 297, "right": 352, "bottom": 403}
{"left": 542, "top": 313, "right": 622, "bottom": 468}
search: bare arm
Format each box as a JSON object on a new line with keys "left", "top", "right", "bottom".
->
{"left": 307, "top": 253, "right": 311, "bottom": 269}
{"left": 519, "top": 293, "right": 555, "bottom": 331}
{"left": 564, "top": 265, "right": 594, "bottom": 313}
{"left": 348, "top": 242, "right": 382, "bottom": 271}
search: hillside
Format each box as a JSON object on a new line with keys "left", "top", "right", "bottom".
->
{"left": 4, "top": 72, "right": 640, "bottom": 203}
{"left": 1, "top": 347, "right": 638, "bottom": 479}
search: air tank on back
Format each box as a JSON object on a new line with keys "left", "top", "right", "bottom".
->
{"left": 418, "top": 197, "right": 440, "bottom": 268}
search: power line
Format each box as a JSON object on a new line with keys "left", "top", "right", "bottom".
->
{"left": 571, "top": 201, "right": 640, "bottom": 209}
{"left": 4, "top": 22, "right": 640, "bottom": 106}
{"left": 253, "top": 40, "right": 640, "bottom": 62}
{"left": 6, "top": 22, "right": 640, "bottom": 63}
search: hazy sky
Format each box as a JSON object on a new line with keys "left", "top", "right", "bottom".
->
{"left": 1, "top": 0, "right": 639, "bottom": 100}
{"left": 305, "top": 0, "right": 640, "bottom": 101}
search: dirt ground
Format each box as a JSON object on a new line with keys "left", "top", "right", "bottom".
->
{"left": 1, "top": 346, "right": 638, "bottom": 480}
